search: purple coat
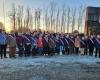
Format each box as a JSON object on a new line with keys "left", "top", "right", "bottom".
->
{"left": 80, "top": 39, "right": 86, "bottom": 48}
{"left": 16, "top": 35, "right": 24, "bottom": 45}
{"left": 59, "top": 38, "right": 64, "bottom": 46}
{"left": 22, "top": 35, "right": 31, "bottom": 43}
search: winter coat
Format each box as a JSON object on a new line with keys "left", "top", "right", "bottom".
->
{"left": 7, "top": 35, "right": 16, "bottom": 47}
{"left": 75, "top": 38, "right": 80, "bottom": 48}
{"left": 0, "top": 33, "right": 7, "bottom": 45}
{"left": 43, "top": 37, "right": 49, "bottom": 47}
{"left": 16, "top": 35, "right": 24, "bottom": 45}
{"left": 59, "top": 38, "right": 64, "bottom": 46}
{"left": 48, "top": 38, "right": 56, "bottom": 48}
{"left": 67, "top": 37, "right": 75, "bottom": 47}
{"left": 37, "top": 37, "right": 43, "bottom": 48}
{"left": 22, "top": 35, "right": 31, "bottom": 44}
{"left": 80, "top": 39, "right": 86, "bottom": 48}
{"left": 87, "top": 38, "right": 95, "bottom": 47}
{"left": 94, "top": 38, "right": 100, "bottom": 48}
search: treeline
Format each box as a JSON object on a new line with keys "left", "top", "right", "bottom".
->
{"left": 9, "top": 1, "right": 86, "bottom": 33}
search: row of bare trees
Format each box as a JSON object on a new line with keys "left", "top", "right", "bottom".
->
{"left": 9, "top": 2, "right": 86, "bottom": 33}
{"left": 9, "top": 4, "right": 33, "bottom": 32}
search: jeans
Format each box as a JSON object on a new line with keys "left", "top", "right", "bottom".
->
{"left": 59, "top": 45, "right": 64, "bottom": 55}
{"left": 37, "top": 48, "right": 43, "bottom": 55}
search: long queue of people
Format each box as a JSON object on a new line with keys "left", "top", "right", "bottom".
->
{"left": 0, "top": 29, "right": 100, "bottom": 59}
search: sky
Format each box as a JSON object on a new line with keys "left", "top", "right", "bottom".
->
{"left": 0, "top": 0, "right": 100, "bottom": 32}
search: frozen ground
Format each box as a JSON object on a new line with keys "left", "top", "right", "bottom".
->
{"left": 0, "top": 55, "right": 100, "bottom": 80}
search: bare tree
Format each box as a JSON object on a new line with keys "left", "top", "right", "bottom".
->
{"left": 37, "top": 9, "right": 41, "bottom": 30}
{"left": 56, "top": 8, "right": 59, "bottom": 32}
{"left": 44, "top": 8, "right": 51, "bottom": 31}
{"left": 71, "top": 8, "right": 76, "bottom": 32}
{"left": 17, "top": 5, "right": 23, "bottom": 32}
{"left": 77, "top": 5, "right": 85, "bottom": 32}
{"left": 34, "top": 9, "right": 41, "bottom": 30}
{"left": 67, "top": 7, "right": 71, "bottom": 33}
{"left": 49, "top": 0, "right": 56, "bottom": 32}
{"left": 9, "top": 4, "right": 16, "bottom": 31}
{"left": 61, "top": 4, "right": 66, "bottom": 33}
{"left": 34, "top": 9, "right": 37, "bottom": 30}
{"left": 26, "top": 7, "right": 30, "bottom": 31}
{"left": 29, "top": 13, "right": 33, "bottom": 30}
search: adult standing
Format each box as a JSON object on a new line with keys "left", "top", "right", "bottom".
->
{"left": 0, "top": 29, "right": 7, "bottom": 59}
{"left": 37, "top": 34, "right": 43, "bottom": 55}
{"left": 80, "top": 36, "right": 86, "bottom": 55}
{"left": 95, "top": 35, "right": 100, "bottom": 57}
{"left": 48, "top": 35, "right": 56, "bottom": 56}
{"left": 7, "top": 34, "right": 16, "bottom": 58}
{"left": 43, "top": 34, "right": 49, "bottom": 55}
{"left": 75, "top": 35, "right": 80, "bottom": 54}
{"left": 84, "top": 36, "right": 88, "bottom": 55}
{"left": 88, "top": 35, "right": 95, "bottom": 56}
{"left": 22, "top": 33, "right": 31, "bottom": 57}
{"left": 15, "top": 32, "right": 24, "bottom": 57}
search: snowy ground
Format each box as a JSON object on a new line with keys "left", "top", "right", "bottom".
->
{"left": 0, "top": 55, "right": 100, "bottom": 80}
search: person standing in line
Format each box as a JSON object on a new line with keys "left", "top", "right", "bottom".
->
{"left": 7, "top": 33, "right": 16, "bottom": 58}
{"left": 29, "top": 34, "right": 37, "bottom": 56}
{"left": 43, "top": 34, "right": 49, "bottom": 55}
{"left": 66, "top": 35, "right": 74, "bottom": 54}
{"left": 84, "top": 36, "right": 88, "bottom": 55}
{"left": 15, "top": 32, "right": 24, "bottom": 57}
{"left": 80, "top": 36, "right": 86, "bottom": 55}
{"left": 63, "top": 34, "right": 70, "bottom": 55}
{"left": 75, "top": 35, "right": 80, "bottom": 55}
{"left": 59, "top": 34, "right": 65, "bottom": 55}
{"left": 68, "top": 35, "right": 75, "bottom": 54}
{"left": 0, "top": 29, "right": 7, "bottom": 59}
{"left": 48, "top": 35, "right": 56, "bottom": 56}
{"left": 55, "top": 34, "right": 60, "bottom": 55}
{"left": 95, "top": 34, "right": 100, "bottom": 57}
{"left": 37, "top": 34, "right": 43, "bottom": 55}
{"left": 88, "top": 35, "right": 95, "bottom": 56}
{"left": 22, "top": 33, "right": 31, "bottom": 57}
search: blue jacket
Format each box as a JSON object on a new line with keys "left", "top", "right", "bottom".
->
{"left": 0, "top": 33, "right": 7, "bottom": 45}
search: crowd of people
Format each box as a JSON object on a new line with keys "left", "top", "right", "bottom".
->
{"left": 0, "top": 29, "right": 100, "bottom": 59}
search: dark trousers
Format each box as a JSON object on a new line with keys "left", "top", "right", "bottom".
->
{"left": 65, "top": 46, "right": 69, "bottom": 55}
{"left": 69, "top": 46, "right": 75, "bottom": 54}
{"left": 89, "top": 46, "right": 94, "bottom": 56}
{"left": 95, "top": 48, "right": 100, "bottom": 57}
{"left": 18, "top": 44, "right": 24, "bottom": 57}
{"left": 55, "top": 46, "right": 60, "bottom": 54}
{"left": 0, "top": 44, "right": 7, "bottom": 59}
{"left": 24, "top": 44, "right": 31, "bottom": 56}
{"left": 84, "top": 47, "right": 88, "bottom": 55}
{"left": 37, "top": 48, "right": 43, "bottom": 55}
{"left": 43, "top": 46, "right": 49, "bottom": 55}
{"left": 32, "top": 46, "right": 37, "bottom": 56}
{"left": 75, "top": 47, "right": 79, "bottom": 54}
{"left": 49, "top": 47, "right": 55, "bottom": 56}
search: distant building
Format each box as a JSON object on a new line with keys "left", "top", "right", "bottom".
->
{"left": 85, "top": 7, "right": 100, "bottom": 35}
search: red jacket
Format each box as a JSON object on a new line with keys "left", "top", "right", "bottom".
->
{"left": 37, "top": 37, "right": 43, "bottom": 48}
